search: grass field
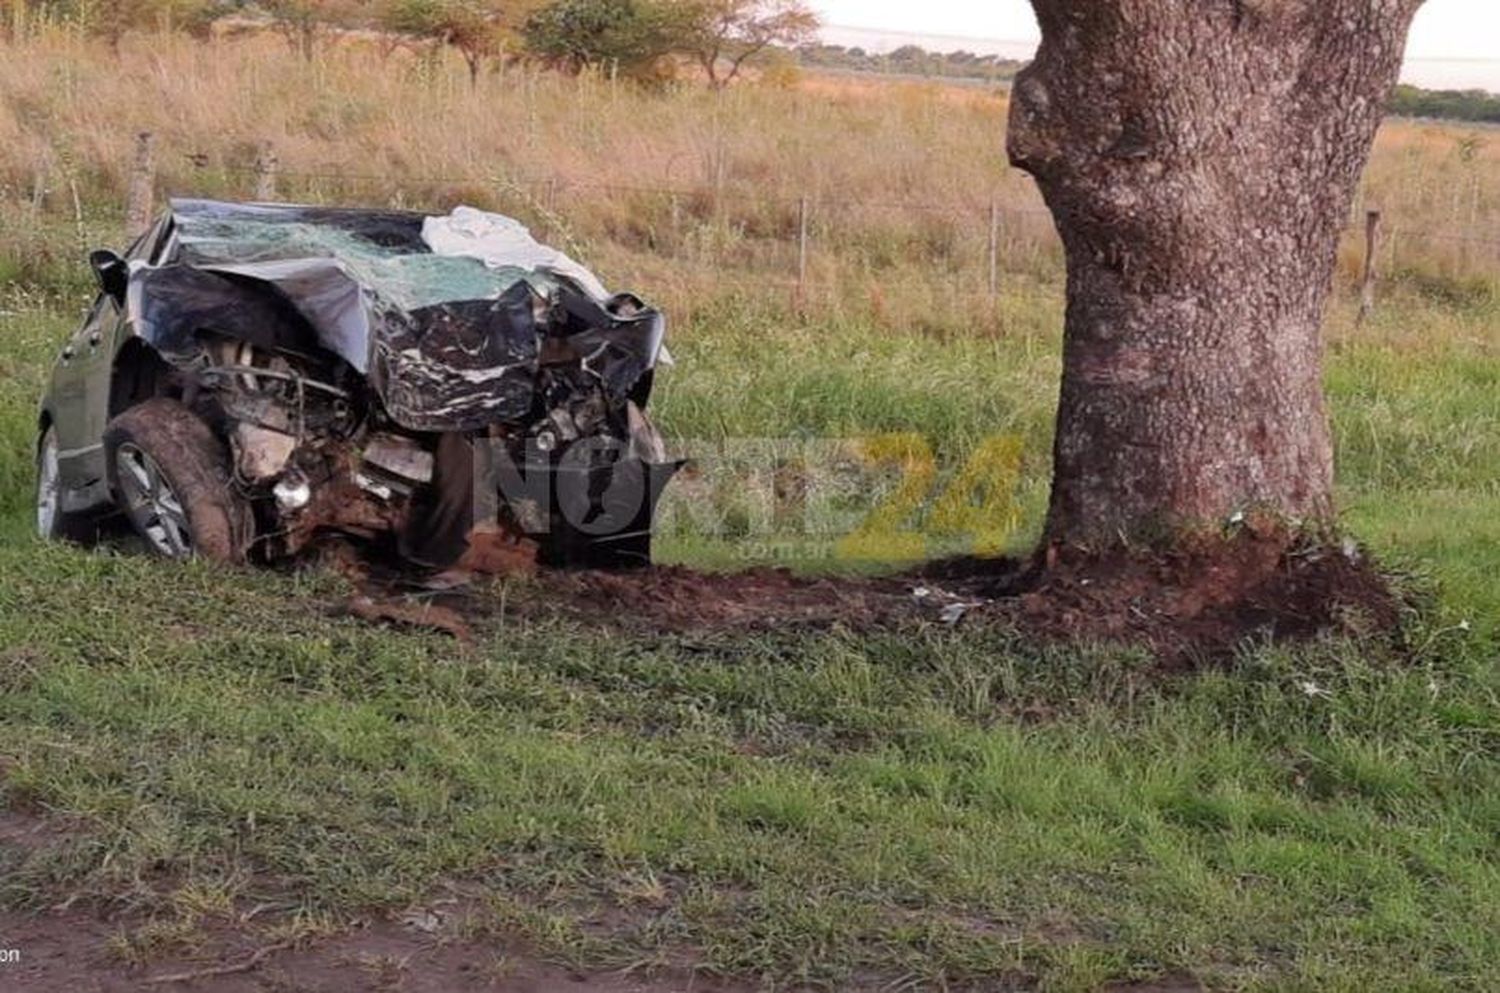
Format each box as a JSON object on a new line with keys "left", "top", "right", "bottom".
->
{"left": 1, "top": 30, "right": 1499, "bottom": 992}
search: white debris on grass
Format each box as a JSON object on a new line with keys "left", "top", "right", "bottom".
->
{"left": 911, "top": 585, "right": 989, "bottom": 626}
{"left": 941, "top": 602, "right": 981, "bottom": 625}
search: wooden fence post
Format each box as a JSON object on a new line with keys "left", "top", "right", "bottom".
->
{"left": 797, "top": 195, "right": 810, "bottom": 292}
{"left": 69, "top": 178, "right": 85, "bottom": 253}
{"left": 29, "top": 161, "right": 48, "bottom": 217}
{"left": 540, "top": 178, "right": 560, "bottom": 238}
{"left": 253, "top": 141, "right": 279, "bottom": 201}
{"left": 125, "top": 131, "right": 155, "bottom": 240}
{"left": 987, "top": 199, "right": 1001, "bottom": 301}
{"left": 1358, "top": 209, "right": 1381, "bottom": 324}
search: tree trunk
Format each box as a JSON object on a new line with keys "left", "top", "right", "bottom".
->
{"left": 700, "top": 51, "right": 722, "bottom": 88}
{"left": 1009, "top": 0, "right": 1423, "bottom": 549}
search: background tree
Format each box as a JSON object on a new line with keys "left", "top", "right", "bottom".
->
{"left": 93, "top": 0, "right": 147, "bottom": 50}
{"left": 686, "top": 0, "right": 817, "bottom": 88}
{"left": 522, "top": 0, "right": 692, "bottom": 77}
{"left": 886, "top": 44, "right": 930, "bottom": 74}
{"left": 1389, "top": 85, "right": 1500, "bottom": 125}
{"left": 264, "top": 0, "right": 359, "bottom": 60}
{"left": 2, "top": 0, "right": 221, "bottom": 48}
{"left": 382, "top": 0, "right": 504, "bottom": 85}
{"left": 1008, "top": 0, "right": 1425, "bottom": 556}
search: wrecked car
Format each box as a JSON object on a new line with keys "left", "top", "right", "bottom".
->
{"left": 35, "top": 199, "right": 679, "bottom": 572}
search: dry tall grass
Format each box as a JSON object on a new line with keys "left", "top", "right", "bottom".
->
{"left": 0, "top": 30, "right": 1021, "bottom": 214}
{"left": 1, "top": 27, "right": 1497, "bottom": 322}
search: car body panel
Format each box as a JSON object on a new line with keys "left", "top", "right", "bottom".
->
{"left": 43, "top": 215, "right": 171, "bottom": 511}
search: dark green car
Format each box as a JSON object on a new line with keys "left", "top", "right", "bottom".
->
{"left": 36, "top": 199, "right": 678, "bottom": 572}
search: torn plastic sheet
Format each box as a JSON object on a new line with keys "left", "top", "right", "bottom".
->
{"left": 125, "top": 200, "right": 667, "bottom": 432}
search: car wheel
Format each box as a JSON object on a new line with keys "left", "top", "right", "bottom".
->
{"left": 35, "top": 424, "right": 75, "bottom": 541}
{"left": 104, "top": 399, "right": 251, "bottom": 563}
{"left": 36, "top": 424, "right": 106, "bottom": 544}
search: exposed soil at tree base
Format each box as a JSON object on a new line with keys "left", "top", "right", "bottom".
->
{"left": 430, "top": 526, "right": 1408, "bottom": 666}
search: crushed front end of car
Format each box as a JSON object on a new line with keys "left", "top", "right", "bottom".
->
{"left": 125, "top": 199, "right": 679, "bottom": 572}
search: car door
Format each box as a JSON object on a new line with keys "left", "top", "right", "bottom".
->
{"left": 53, "top": 218, "right": 169, "bottom": 497}
{"left": 50, "top": 292, "right": 120, "bottom": 492}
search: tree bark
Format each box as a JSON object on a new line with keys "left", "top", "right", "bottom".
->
{"left": 1009, "top": 0, "right": 1423, "bottom": 549}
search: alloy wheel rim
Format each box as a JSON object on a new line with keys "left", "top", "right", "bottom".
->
{"left": 36, "top": 431, "right": 60, "bottom": 538}
{"left": 116, "top": 443, "right": 192, "bottom": 557}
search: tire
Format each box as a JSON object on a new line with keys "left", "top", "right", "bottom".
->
{"left": 103, "top": 399, "right": 251, "bottom": 564}
{"left": 35, "top": 424, "right": 95, "bottom": 543}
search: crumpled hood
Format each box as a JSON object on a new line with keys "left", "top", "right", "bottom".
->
{"left": 125, "top": 199, "right": 666, "bottom": 432}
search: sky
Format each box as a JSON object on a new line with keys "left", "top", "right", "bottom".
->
{"left": 813, "top": 0, "right": 1500, "bottom": 91}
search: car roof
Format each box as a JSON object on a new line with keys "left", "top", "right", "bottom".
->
{"left": 167, "top": 197, "right": 430, "bottom": 224}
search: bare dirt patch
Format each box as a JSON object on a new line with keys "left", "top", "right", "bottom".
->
{"left": 532, "top": 565, "right": 922, "bottom": 633}
{"left": 0, "top": 907, "right": 755, "bottom": 993}
{"left": 0, "top": 810, "right": 56, "bottom": 855}
{"left": 1105, "top": 977, "right": 1205, "bottom": 993}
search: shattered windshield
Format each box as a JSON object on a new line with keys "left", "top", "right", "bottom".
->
{"left": 169, "top": 202, "right": 566, "bottom": 310}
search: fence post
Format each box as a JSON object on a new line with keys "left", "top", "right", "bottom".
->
{"left": 29, "top": 162, "right": 48, "bottom": 217}
{"left": 987, "top": 198, "right": 1001, "bottom": 301}
{"left": 253, "top": 141, "right": 279, "bottom": 201}
{"left": 797, "top": 195, "right": 810, "bottom": 292}
{"left": 1358, "top": 209, "right": 1381, "bottom": 325}
{"left": 125, "top": 131, "right": 155, "bottom": 240}
{"left": 541, "top": 178, "right": 561, "bottom": 239}
{"left": 69, "top": 178, "right": 85, "bottom": 253}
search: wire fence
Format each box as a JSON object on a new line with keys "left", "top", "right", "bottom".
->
{"left": 102, "top": 141, "right": 1068, "bottom": 312}
{"left": 12, "top": 132, "right": 1499, "bottom": 319}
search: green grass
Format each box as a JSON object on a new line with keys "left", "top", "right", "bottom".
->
{"left": 0, "top": 241, "right": 1498, "bottom": 990}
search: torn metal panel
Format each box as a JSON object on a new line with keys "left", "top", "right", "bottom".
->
{"left": 372, "top": 284, "right": 541, "bottom": 432}
{"left": 363, "top": 434, "right": 435, "bottom": 487}
{"left": 235, "top": 424, "right": 297, "bottom": 481}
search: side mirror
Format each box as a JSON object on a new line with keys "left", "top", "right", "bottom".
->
{"left": 89, "top": 249, "right": 129, "bottom": 304}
